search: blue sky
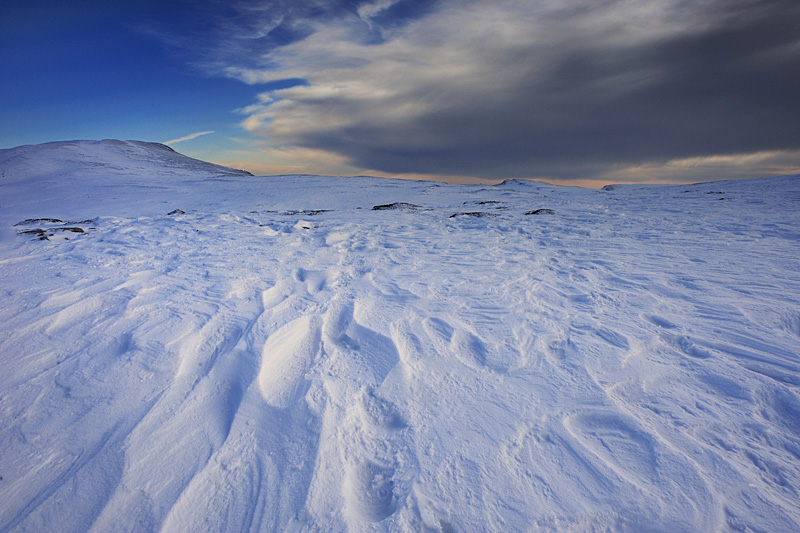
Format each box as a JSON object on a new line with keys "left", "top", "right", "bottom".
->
{"left": 2, "top": 0, "right": 800, "bottom": 185}
{"left": 1, "top": 1, "right": 257, "bottom": 162}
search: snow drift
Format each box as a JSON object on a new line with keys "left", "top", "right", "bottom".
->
{"left": 1, "top": 140, "right": 799, "bottom": 531}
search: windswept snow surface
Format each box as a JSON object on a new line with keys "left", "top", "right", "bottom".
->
{"left": 1, "top": 140, "right": 800, "bottom": 531}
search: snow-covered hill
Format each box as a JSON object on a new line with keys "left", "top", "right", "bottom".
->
{"left": 1, "top": 139, "right": 251, "bottom": 183}
{"left": 1, "top": 141, "right": 799, "bottom": 531}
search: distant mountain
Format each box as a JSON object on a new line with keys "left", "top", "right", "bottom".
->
{"left": 0, "top": 139, "right": 251, "bottom": 185}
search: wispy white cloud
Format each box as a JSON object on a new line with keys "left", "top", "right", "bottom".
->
{"left": 164, "top": 131, "right": 215, "bottom": 145}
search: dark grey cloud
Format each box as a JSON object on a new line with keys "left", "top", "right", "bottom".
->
{"left": 179, "top": 0, "right": 800, "bottom": 180}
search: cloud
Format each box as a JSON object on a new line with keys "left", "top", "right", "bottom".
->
{"left": 162, "top": 0, "right": 800, "bottom": 182}
{"left": 603, "top": 149, "right": 800, "bottom": 184}
{"left": 164, "top": 131, "right": 215, "bottom": 145}
{"left": 218, "top": 141, "right": 362, "bottom": 176}
{"left": 214, "top": 137, "right": 491, "bottom": 184}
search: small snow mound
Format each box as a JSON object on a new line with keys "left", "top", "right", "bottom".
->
{"left": 258, "top": 315, "right": 321, "bottom": 408}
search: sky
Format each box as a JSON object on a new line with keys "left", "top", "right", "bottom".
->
{"left": 2, "top": 0, "right": 800, "bottom": 186}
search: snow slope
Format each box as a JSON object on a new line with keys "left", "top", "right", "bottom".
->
{"left": 1, "top": 140, "right": 799, "bottom": 531}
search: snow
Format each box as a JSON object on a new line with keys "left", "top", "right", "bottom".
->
{"left": 1, "top": 140, "right": 799, "bottom": 531}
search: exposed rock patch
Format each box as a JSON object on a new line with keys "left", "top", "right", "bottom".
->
{"left": 372, "top": 203, "right": 423, "bottom": 211}
{"left": 16, "top": 218, "right": 95, "bottom": 241}
{"left": 283, "top": 209, "right": 332, "bottom": 216}
{"left": 448, "top": 212, "right": 498, "bottom": 218}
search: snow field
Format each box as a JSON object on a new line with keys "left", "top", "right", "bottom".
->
{"left": 1, "top": 141, "right": 799, "bottom": 531}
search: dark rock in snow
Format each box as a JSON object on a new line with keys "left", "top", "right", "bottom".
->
{"left": 14, "top": 218, "right": 64, "bottom": 226}
{"left": 16, "top": 218, "right": 93, "bottom": 241}
{"left": 372, "top": 202, "right": 423, "bottom": 211}
{"left": 449, "top": 212, "right": 499, "bottom": 218}
{"left": 18, "top": 229, "right": 49, "bottom": 240}
{"left": 282, "top": 209, "right": 332, "bottom": 216}
{"left": 168, "top": 209, "right": 186, "bottom": 215}
{"left": 525, "top": 209, "right": 555, "bottom": 215}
